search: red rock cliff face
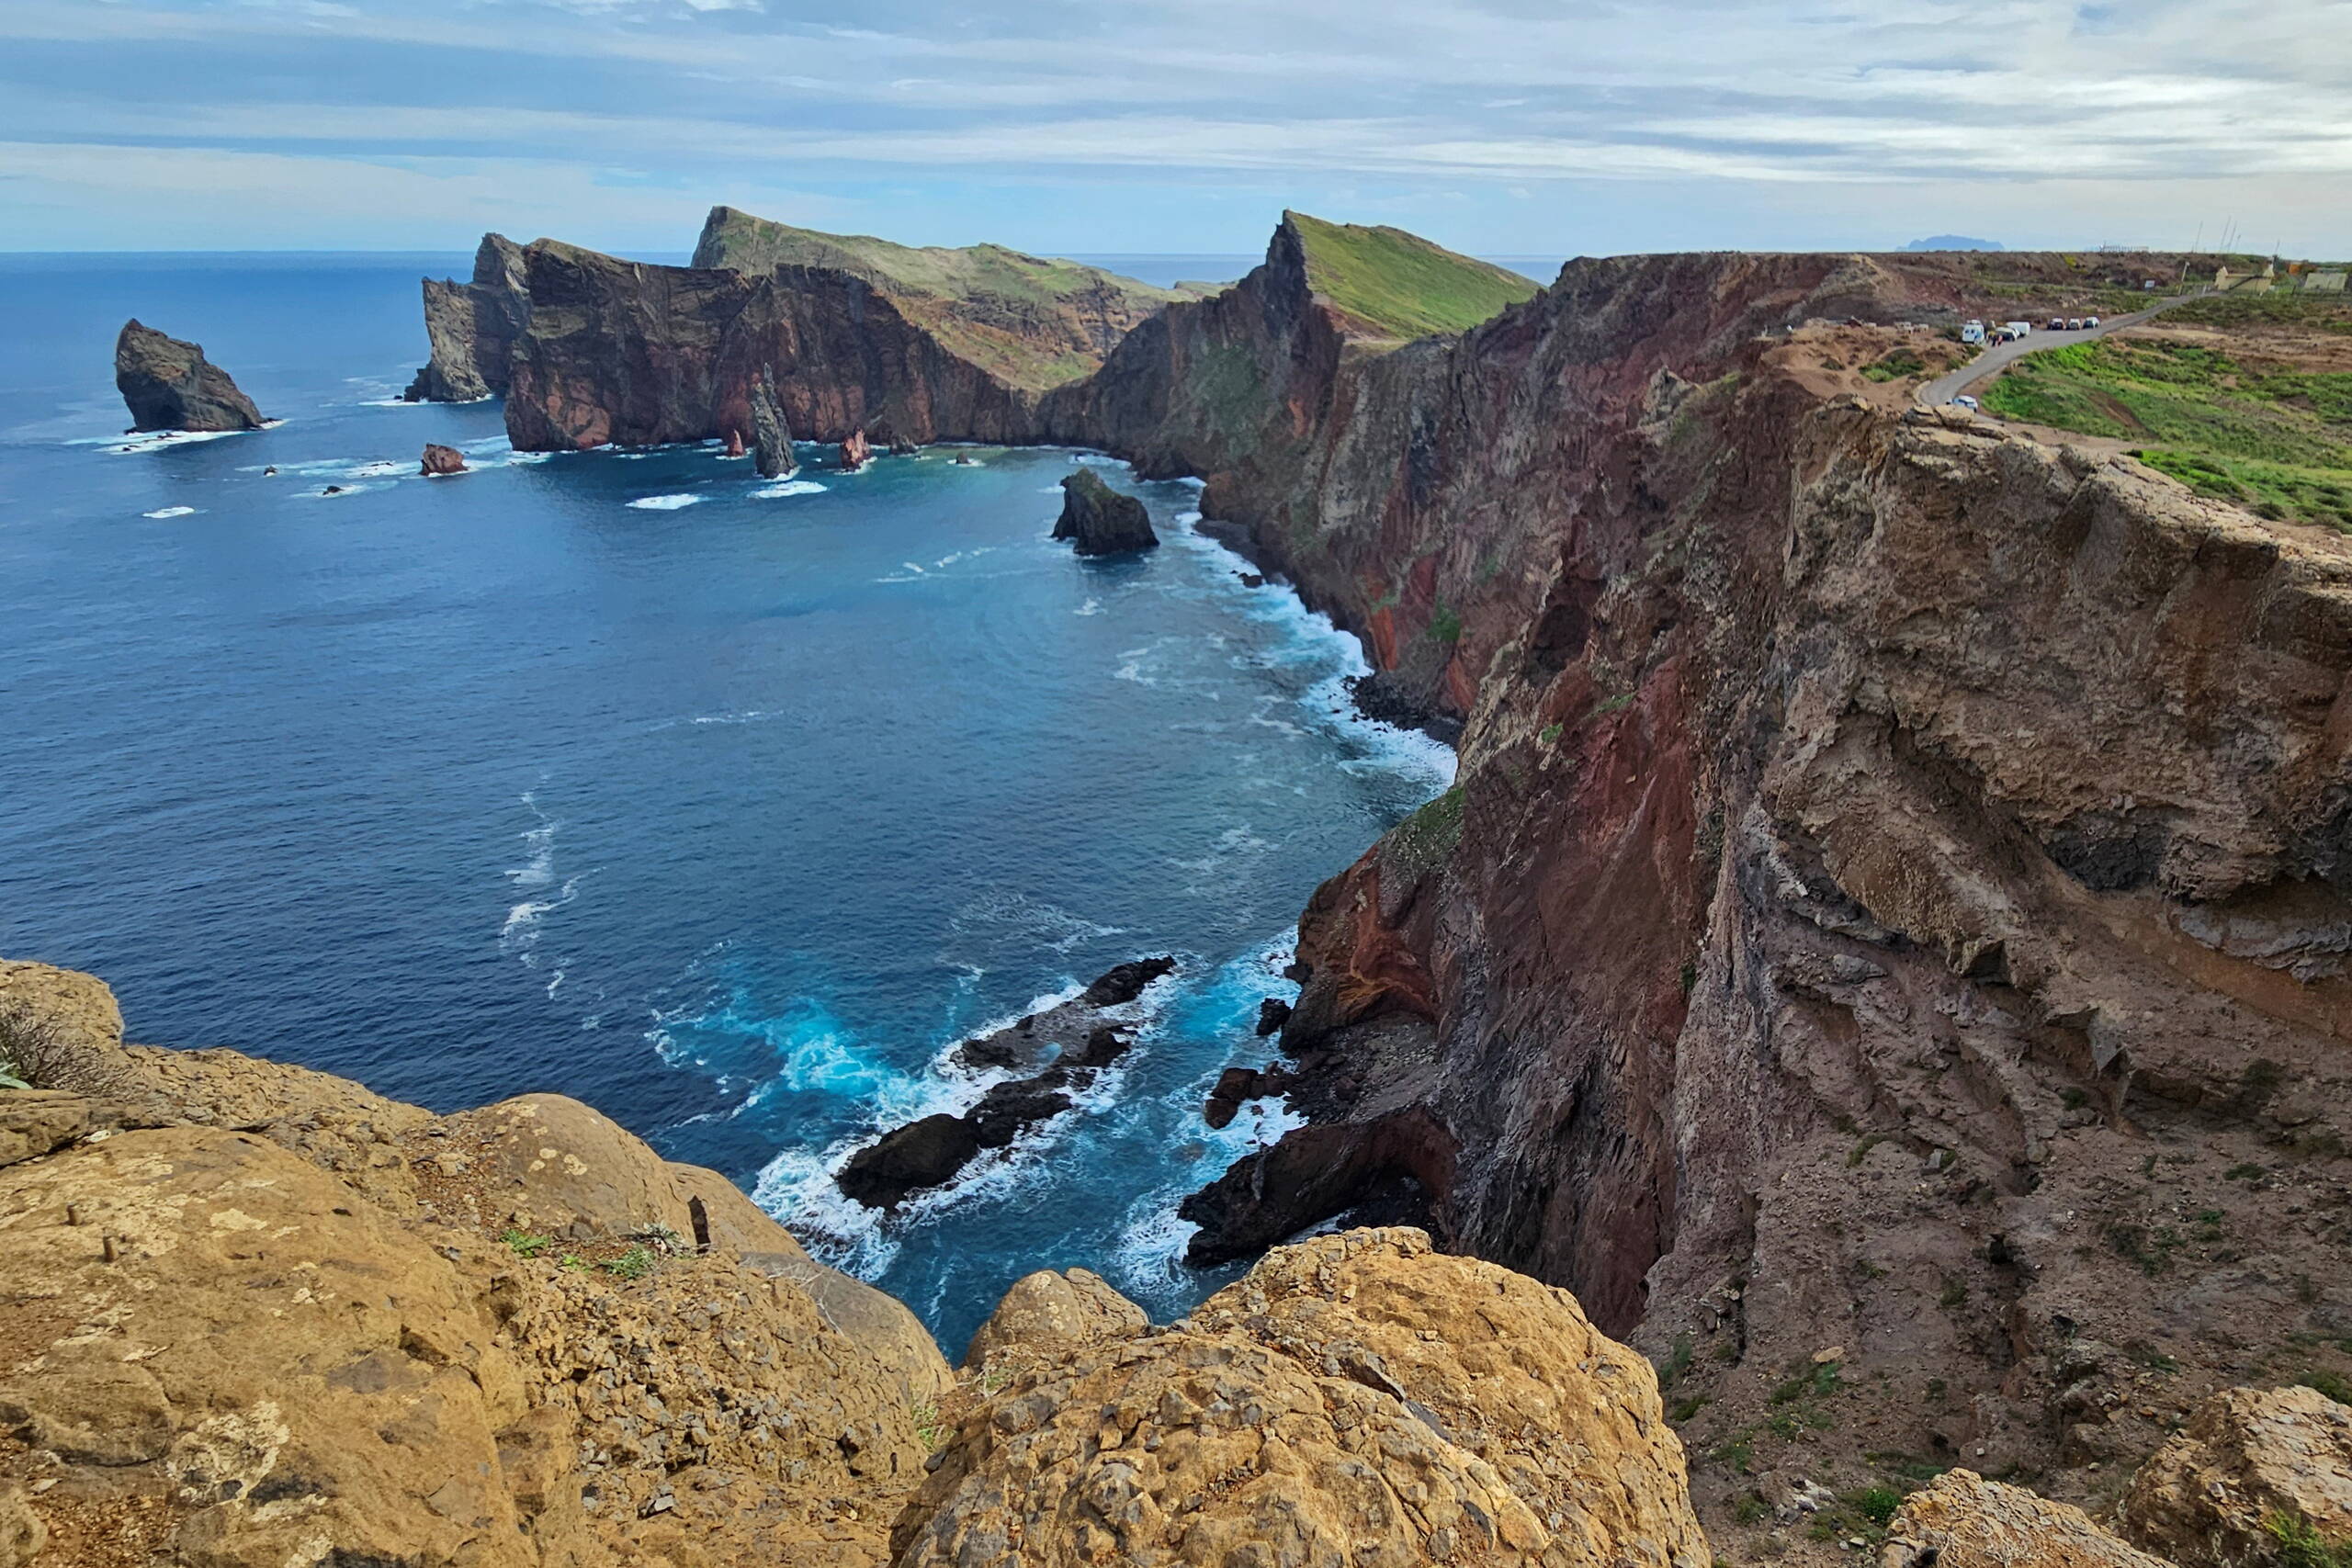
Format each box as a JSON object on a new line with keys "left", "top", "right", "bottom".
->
{"left": 1154, "top": 247, "right": 2352, "bottom": 1489}
{"left": 502, "top": 243, "right": 1044, "bottom": 450}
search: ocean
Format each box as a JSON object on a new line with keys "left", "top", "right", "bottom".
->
{"left": 0, "top": 251, "right": 1453, "bottom": 1352}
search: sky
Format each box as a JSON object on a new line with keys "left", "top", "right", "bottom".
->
{"left": 3, "top": 0, "right": 2348, "bottom": 257}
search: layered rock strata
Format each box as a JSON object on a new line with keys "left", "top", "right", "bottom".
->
{"left": 1045, "top": 225, "right": 2352, "bottom": 1516}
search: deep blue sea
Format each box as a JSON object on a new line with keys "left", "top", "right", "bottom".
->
{"left": 0, "top": 252, "right": 1452, "bottom": 1351}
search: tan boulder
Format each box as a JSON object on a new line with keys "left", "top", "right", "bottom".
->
{"left": 0, "top": 1126, "right": 544, "bottom": 1568}
{"left": 960, "top": 1267, "right": 1149, "bottom": 1371}
{"left": 0, "top": 1121, "right": 937, "bottom": 1568}
{"left": 2119, "top": 1386, "right": 2352, "bottom": 1567}
{"left": 1883, "top": 1470, "right": 2173, "bottom": 1568}
{"left": 741, "top": 1247, "right": 954, "bottom": 1406}
{"left": 893, "top": 1226, "right": 1709, "bottom": 1568}
{"left": 420, "top": 1094, "right": 953, "bottom": 1407}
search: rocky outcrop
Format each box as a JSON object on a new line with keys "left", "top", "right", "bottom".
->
{"left": 958, "top": 1268, "right": 1148, "bottom": 1372}
{"left": 749, "top": 371, "right": 797, "bottom": 478}
{"left": 113, "top": 320, "right": 264, "bottom": 433}
{"left": 838, "top": 957, "right": 1175, "bottom": 1208}
{"left": 2119, "top": 1386, "right": 2352, "bottom": 1566}
{"left": 0, "top": 958, "right": 948, "bottom": 1567}
{"left": 839, "top": 426, "right": 873, "bottom": 472}
{"left": 1051, "top": 468, "right": 1158, "bottom": 555}
{"left": 403, "top": 232, "right": 529, "bottom": 401}
{"left": 1884, "top": 1471, "right": 2174, "bottom": 1568}
{"left": 0, "top": 957, "right": 1755, "bottom": 1568}
{"left": 896, "top": 1227, "right": 1711, "bottom": 1568}
{"left": 837, "top": 1025, "right": 1134, "bottom": 1209}
{"left": 419, "top": 442, "right": 466, "bottom": 476}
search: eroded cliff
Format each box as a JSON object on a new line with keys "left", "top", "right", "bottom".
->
{"left": 404, "top": 233, "right": 531, "bottom": 402}
{"left": 1142, "top": 239, "right": 2352, "bottom": 1530}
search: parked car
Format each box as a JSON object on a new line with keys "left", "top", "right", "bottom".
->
{"left": 2048, "top": 317, "right": 2068, "bottom": 331}
{"left": 2006, "top": 321, "right": 2033, "bottom": 337}
{"left": 2084, "top": 315, "right": 2101, "bottom": 328}
{"left": 2067, "top": 318, "right": 2085, "bottom": 331}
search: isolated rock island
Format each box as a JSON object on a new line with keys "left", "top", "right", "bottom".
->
{"left": 113, "top": 319, "right": 265, "bottom": 433}
{"left": 1051, "top": 468, "right": 1159, "bottom": 554}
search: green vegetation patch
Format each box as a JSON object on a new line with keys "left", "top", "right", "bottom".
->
{"left": 1287, "top": 211, "right": 1540, "bottom": 341}
{"left": 1982, "top": 335, "right": 2352, "bottom": 533}
{"left": 1862, "top": 349, "right": 1927, "bottom": 383}
{"left": 1383, "top": 785, "right": 1466, "bottom": 883}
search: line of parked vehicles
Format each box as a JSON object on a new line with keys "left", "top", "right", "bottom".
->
{"left": 1961, "top": 315, "right": 2101, "bottom": 344}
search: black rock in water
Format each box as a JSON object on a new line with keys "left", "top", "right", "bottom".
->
{"left": 749, "top": 371, "right": 797, "bottom": 479}
{"left": 840, "top": 958, "right": 1171, "bottom": 1208}
{"left": 1081, "top": 955, "right": 1176, "bottom": 1007}
{"left": 114, "top": 320, "right": 265, "bottom": 433}
{"left": 1052, "top": 468, "right": 1158, "bottom": 556}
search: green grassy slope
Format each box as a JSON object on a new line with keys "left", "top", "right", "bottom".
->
{"left": 1285, "top": 211, "right": 1541, "bottom": 341}
{"left": 695, "top": 207, "right": 1187, "bottom": 312}
{"left": 691, "top": 207, "right": 1196, "bottom": 392}
{"left": 1982, "top": 317, "right": 2352, "bottom": 534}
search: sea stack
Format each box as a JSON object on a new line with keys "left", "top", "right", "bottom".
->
{"left": 1052, "top": 468, "right": 1158, "bottom": 556}
{"left": 420, "top": 443, "right": 467, "bottom": 477}
{"left": 114, "top": 320, "right": 265, "bottom": 433}
{"left": 838, "top": 427, "right": 874, "bottom": 472}
{"left": 749, "top": 372, "right": 797, "bottom": 479}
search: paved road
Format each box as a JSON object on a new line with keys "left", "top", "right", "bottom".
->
{"left": 1916, "top": 292, "right": 2206, "bottom": 408}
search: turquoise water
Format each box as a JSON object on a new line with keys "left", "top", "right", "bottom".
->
{"left": 0, "top": 254, "right": 1451, "bottom": 1350}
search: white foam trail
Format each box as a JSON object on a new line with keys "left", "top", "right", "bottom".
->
{"left": 141, "top": 505, "right": 198, "bottom": 519}
{"left": 1075, "top": 598, "right": 1102, "bottom": 616}
{"left": 628, "top": 493, "right": 701, "bottom": 511}
{"left": 752, "top": 479, "right": 827, "bottom": 498}
{"left": 103, "top": 427, "right": 257, "bottom": 454}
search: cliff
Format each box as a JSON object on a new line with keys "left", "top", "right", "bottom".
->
{"left": 1147, "top": 237, "right": 2352, "bottom": 1526}
{"left": 0, "top": 958, "right": 1718, "bottom": 1568}
{"left": 693, "top": 205, "right": 1193, "bottom": 392}
{"left": 403, "top": 233, "right": 530, "bottom": 402}
{"left": 1037, "top": 210, "right": 1535, "bottom": 490}
{"left": 408, "top": 208, "right": 1195, "bottom": 450}
{"left": 113, "top": 320, "right": 264, "bottom": 433}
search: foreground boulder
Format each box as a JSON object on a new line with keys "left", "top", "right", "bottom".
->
{"left": 419, "top": 442, "right": 467, "bottom": 476}
{"left": 0, "top": 957, "right": 949, "bottom": 1567}
{"left": 113, "top": 320, "right": 264, "bottom": 433}
{"left": 896, "top": 1227, "right": 1710, "bottom": 1568}
{"left": 1052, "top": 468, "right": 1158, "bottom": 555}
{"left": 959, "top": 1267, "right": 1148, "bottom": 1373}
{"left": 2119, "top": 1386, "right": 2352, "bottom": 1567}
{"left": 1883, "top": 1470, "right": 2171, "bottom": 1568}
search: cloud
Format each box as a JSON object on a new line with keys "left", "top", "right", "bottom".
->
{"left": 0, "top": 0, "right": 2344, "bottom": 251}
